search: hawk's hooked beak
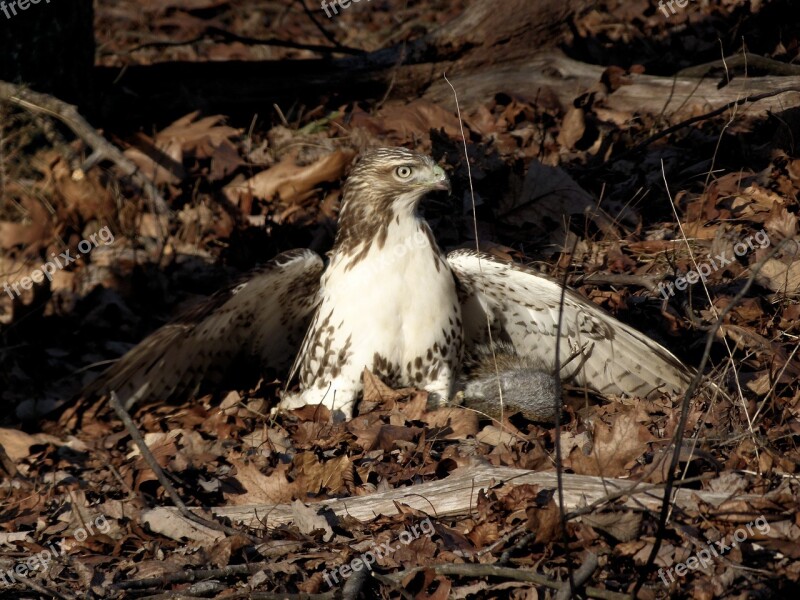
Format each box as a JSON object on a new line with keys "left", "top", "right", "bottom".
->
{"left": 429, "top": 165, "right": 450, "bottom": 193}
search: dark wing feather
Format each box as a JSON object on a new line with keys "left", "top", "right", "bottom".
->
{"left": 448, "top": 249, "right": 694, "bottom": 398}
{"left": 83, "top": 249, "right": 324, "bottom": 409}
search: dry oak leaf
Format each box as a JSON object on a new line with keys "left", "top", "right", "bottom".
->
{"left": 362, "top": 368, "right": 413, "bottom": 405}
{"left": 289, "top": 499, "right": 335, "bottom": 542}
{"left": 582, "top": 510, "right": 642, "bottom": 542}
{"left": 141, "top": 506, "right": 224, "bottom": 544}
{"left": 224, "top": 459, "right": 300, "bottom": 505}
{"left": 526, "top": 497, "right": 562, "bottom": 544}
{"left": 349, "top": 99, "right": 462, "bottom": 145}
{"left": 155, "top": 111, "right": 241, "bottom": 159}
{"left": 420, "top": 406, "right": 480, "bottom": 439}
{"left": 566, "top": 409, "right": 656, "bottom": 477}
{"left": 0, "top": 197, "right": 51, "bottom": 250}
{"left": 124, "top": 112, "right": 240, "bottom": 185}
{"left": 223, "top": 148, "right": 355, "bottom": 206}
{"left": 755, "top": 257, "right": 800, "bottom": 294}
{"left": 0, "top": 428, "right": 81, "bottom": 461}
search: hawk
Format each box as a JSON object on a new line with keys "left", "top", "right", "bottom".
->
{"left": 84, "top": 147, "right": 694, "bottom": 420}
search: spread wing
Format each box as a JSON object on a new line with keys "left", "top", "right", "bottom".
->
{"left": 83, "top": 249, "right": 324, "bottom": 409}
{"left": 447, "top": 249, "right": 694, "bottom": 398}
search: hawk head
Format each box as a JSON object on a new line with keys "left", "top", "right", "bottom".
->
{"left": 334, "top": 147, "right": 449, "bottom": 255}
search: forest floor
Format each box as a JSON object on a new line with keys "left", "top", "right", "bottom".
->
{"left": 0, "top": 0, "right": 799, "bottom": 598}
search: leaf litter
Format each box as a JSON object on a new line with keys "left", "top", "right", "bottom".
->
{"left": 0, "top": 0, "right": 799, "bottom": 598}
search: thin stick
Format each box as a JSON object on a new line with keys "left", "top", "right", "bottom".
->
{"left": 125, "top": 24, "right": 363, "bottom": 56}
{"left": 388, "top": 563, "right": 629, "bottom": 600}
{"left": 633, "top": 238, "right": 790, "bottom": 596}
{"left": 108, "top": 391, "right": 259, "bottom": 542}
{"left": 443, "top": 73, "right": 505, "bottom": 419}
{"left": 600, "top": 86, "right": 800, "bottom": 169}
{"left": 0, "top": 81, "right": 170, "bottom": 215}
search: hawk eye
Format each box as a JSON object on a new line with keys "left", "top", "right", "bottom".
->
{"left": 395, "top": 166, "right": 413, "bottom": 179}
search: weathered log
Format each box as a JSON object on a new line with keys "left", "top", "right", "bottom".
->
{"left": 141, "top": 463, "right": 763, "bottom": 542}
{"left": 93, "top": 0, "right": 800, "bottom": 127}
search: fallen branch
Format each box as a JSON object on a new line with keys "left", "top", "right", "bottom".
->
{"left": 200, "top": 464, "right": 760, "bottom": 530}
{"left": 0, "top": 80, "right": 170, "bottom": 215}
{"left": 388, "top": 562, "right": 628, "bottom": 600}
{"left": 108, "top": 391, "right": 259, "bottom": 543}
{"left": 555, "top": 552, "right": 599, "bottom": 600}
{"left": 601, "top": 85, "right": 800, "bottom": 168}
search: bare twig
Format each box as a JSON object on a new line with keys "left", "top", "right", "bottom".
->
{"left": 18, "top": 576, "right": 74, "bottom": 600}
{"left": 576, "top": 272, "right": 661, "bottom": 294}
{"left": 556, "top": 552, "right": 599, "bottom": 600}
{"left": 124, "top": 24, "right": 363, "bottom": 56}
{"left": 633, "top": 239, "right": 791, "bottom": 596}
{"left": 601, "top": 86, "right": 800, "bottom": 168}
{"left": 296, "top": 0, "right": 354, "bottom": 52}
{"left": 552, "top": 226, "right": 580, "bottom": 599}
{"left": 388, "top": 563, "right": 630, "bottom": 600}
{"left": 113, "top": 561, "right": 276, "bottom": 591}
{"left": 0, "top": 81, "right": 170, "bottom": 215}
{"left": 108, "top": 391, "right": 259, "bottom": 543}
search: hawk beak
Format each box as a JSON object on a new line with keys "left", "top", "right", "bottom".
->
{"left": 429, "top": 165, "right": 450, "bottom": 192}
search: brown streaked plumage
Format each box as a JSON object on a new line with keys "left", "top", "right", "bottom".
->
{"left": 279, "top": 147, "right": 460, "bottom": 419}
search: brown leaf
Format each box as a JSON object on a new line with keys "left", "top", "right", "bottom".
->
{"left": 350, "top": 99, "right": 462, "bottom": 145}
{"left": 420, "top": 407, "right": 479, "bottom": 439}
{"left": 224, "top": 460, "right": 299, "bottom": 505}
{"left": 582, "top": 510, "right": 642, "bottom": 542}
{"left": 141, "top": 507, "right": 224, "bottom": 544}
{"left": 223, "top": 148, "right": 354, "bottom": 206}
{"left": 526, "top": 498, "right": 561, "bottom": 544}
{"left": 754, "top": 258, "right": 800, "bottom": 294}
{"left": 566, "top": 409, "right": 655, "bottom": 477}
{"left": 293, "top": 453, "right": 352, "bottom": 496}
{"left": 0, "top": 428, "right": 67, "bottom": 461}
{"left": 557, "top": 106, "right": 587, "bottom": 149}
{"left": 0, "top": 198, "right": 50, "bottom": 250}
{"left": 374, "top": 425, "right": 423, "bottom": 452}
{"left": 156, "top": 111, "right": 241, "bottom": 159}
{"left": 362, "top": 369, "right": 408, "bottom": 404}
{"left": 290, "top": 499, "right": 335, "bottom": 542}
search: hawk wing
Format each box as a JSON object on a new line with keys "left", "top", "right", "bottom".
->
{"left": 447, "top": 249, "right": 694, "bottom": 398}
{"left": 83, "top": 249, "right": 324, "bottom": 409}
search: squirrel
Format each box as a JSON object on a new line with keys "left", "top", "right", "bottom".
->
{"left": 455, "top": 341, "right": 562, "bottom": 423}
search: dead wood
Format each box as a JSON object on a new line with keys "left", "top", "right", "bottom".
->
{"left": 151, "top": 464, "right": 765, "bottom": 532}
{"left": 93, "top": 1, "right": 800, "bottom": 128}
{"left": 92, "top": 0, "right": 594, "bottom": 122}
{"left": 0, "top": 81, "right": 170, "bottom": 215}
